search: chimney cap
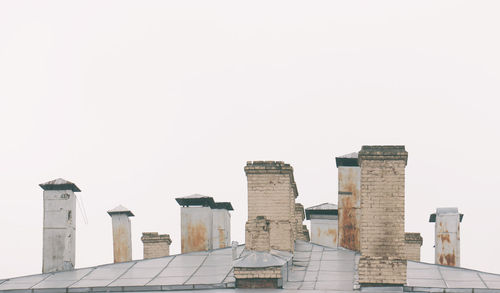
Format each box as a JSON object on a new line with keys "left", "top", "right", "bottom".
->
{"left": 213, "top": 202, "right": 234, "bottom": 211}
{"left": 305, "top": 203, "right": 338, "bottom": 219}
{"left": 39, "top": 178, "right": 81, "bottom": 192}
{"left": 335, "top": 152, "right": 359, "bottom": 167}
{"left": 429, "top": 207, "right": 464, "bottom": 222}
{"left": 107, "top": 205, "right": 134, "bottom": 217}
{"left": 175, "top": 194, "right": 215, "bottom": 208}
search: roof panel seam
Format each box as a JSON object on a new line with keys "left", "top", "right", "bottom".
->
{"left": 67, "top": 267, "right": 96, "bottom": 289}
{"left": 183, "top": 255, "right": 209, "bottom": 285}
{"left": 105, "top": 261, "right": 138, "bottom": 288}
{"left": 144, "top": 255, "right": 177, "bottom": 286}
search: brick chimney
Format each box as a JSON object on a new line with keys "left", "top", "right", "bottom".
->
{"left": 358, "top": 146, "right": 408, "bottom": 286}
{"left": 305, "top": 203, "right": 338, "bottom": 248}
{"left": 107, "top": 205, "right": 134, "bottom": 263}
{"left": 141, "top": 232, "right": 172, "bottom": 259}
{"left": 244, "top": 161, "right": 299, "bottom": 252}
{"left": 405, "top": 233, "right": 423, "bottom": 262}
{"left": 294, "top": 203, "right": 310, "bottom": 241}
{"left": 429, "top": 207, "right": 463, "bottom": 267}
{"left": 40, "top": 178, "right": 81, "bottom": 273}
{"left": 335, "top": 152, "right": 360, "bottom": 251}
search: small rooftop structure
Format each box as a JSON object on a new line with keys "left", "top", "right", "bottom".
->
{"left": 107, "top": 205, "right": 135, "bottom": 217}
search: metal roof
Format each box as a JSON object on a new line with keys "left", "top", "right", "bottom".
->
{"left": 2, "top": 241, "right": 500, "bottom": 292}
{"left": 335, "top": 152, "right": 359, "bottom": 167}
{"left": 175, "top": 194, "right": 216, "bottom": 208}
{"left": 305, "top": 203, "right": 338, "bottom": 219}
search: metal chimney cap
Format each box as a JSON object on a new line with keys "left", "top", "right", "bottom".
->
{"left": 175, "top": 194, "right": 216, "bottom": 208}
{"left": 107, "top": 205, "right": 134, "bottom": 217}
{"left": 39, "top": 178, "right": 81, "bottom": 192}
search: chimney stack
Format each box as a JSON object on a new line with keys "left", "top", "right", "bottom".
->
{"left": 212, "top": 202, "right": 233, "bottom": 249}
{"left": 358, "top": 146, "right": 408, "bottom": 286}
{"left": 335, "top": 153, "right": 361, "bottom": 251}
{"left": 305, "top": 203, "right": 338, "bottom": 248}
{"left": 429, "top": 207, "right": 463, "bottom": 267}
{"left": 107, "top": 205, "right": 134, "bottom": 263}
{"left": 141, "top": 232, "right": 172, "bottom": 259}
{"left": 175, "top": 195, "right": 233, "bottom": 253}
{"left": 244, "top": 161, "right": 300, "bottom": 252}
{"left": 405, "top": 233, "right": 423, "bottom": 262}
{"left": 40, "top": 178, "right": 80, "bottom": 273}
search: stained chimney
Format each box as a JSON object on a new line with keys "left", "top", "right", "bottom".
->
{"left": 405, "top": 233, "right": 423, "bottom": 262}
{"left": 429, "top": 207, "right": 463, "bottom": 267}
{"left": 107, "top": 205, "right": 134, "bottom": 263}
{"left": 358, "top": 146, "right": 408, "bottom": 286}
{"left": 305, "top": 203, "right": 338, "bottom": 248}
{"left": 141, "top": 232, "right": 172, "bottom": 259}
{"left": 244, "top": 161, "right": 300, "bottom": 252}
{"left": 40, "top": 178, "right": 80, "bottom": 273}
{"left": 335, "top": 153, "right": 360, "bottom": 251}
{"left": 212, "top": 202, "right": 233, "bottom": 249}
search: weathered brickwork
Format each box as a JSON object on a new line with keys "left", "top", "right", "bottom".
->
{"left": 405, "top": 233, "right": 423, "bottom": 262}
{"left": 358, "top": 146, "right": 408, "bottom": 285}
{"left": 294, "top": 203, "right": 309, "bottom": 241}
{"left": 245, "top": 216, "right": 271, "bottom": 251}
{"left": 244, "top": 161, "right": 303, "bottom": 252}
{"left": 234, "top": 267, "right": 282, "bottom": 288}
{"left": 141, "top": 232, "right": 172, "bottom": 259}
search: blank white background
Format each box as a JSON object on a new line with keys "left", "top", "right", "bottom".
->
{"left": 1, "top": 0, "right": 499, "bottom": 279}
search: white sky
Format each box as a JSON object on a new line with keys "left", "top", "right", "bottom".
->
{"left": 1, "top": 0, "right": 500, "bottom": 279}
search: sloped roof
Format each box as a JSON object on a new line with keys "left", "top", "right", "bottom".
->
{"left": 2, "top": 241, "right": 500, "bottom": 292}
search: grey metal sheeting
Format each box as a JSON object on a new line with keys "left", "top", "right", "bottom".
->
{"left": 2, "top": 241, "right": 500, "bottom": 292}
{"left": 0, "top": 246, "right": 244, "bottom": 292}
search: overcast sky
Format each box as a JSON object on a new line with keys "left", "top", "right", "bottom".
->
{"left": 1, "top": 0, "right": 500, "bottom": 279}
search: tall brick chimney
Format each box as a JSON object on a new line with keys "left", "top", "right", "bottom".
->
{"left": 141, "top": 232, "right": 172, "bottom": 259}
{"left": 107, "top": 205, "right": 134, "bottom": 263}
{"left": 244, "top": 161, "right": 299, "bottom": 252}
{"left": 429, "top": 207, "right": 463, "bottom": 267}
{"left": 40, "top": 178, "right": 80, "bottom": 273}
{"left": 335, "top": 153, "right": 360, "bottom": 251}
{"left": 358, "top": 146, "right": 408, "bottom": 286}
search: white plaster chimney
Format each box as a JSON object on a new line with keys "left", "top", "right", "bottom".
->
{"left": 429, "top": 207, "right": 463, "bottom": 267}
{"left": 107, "top": 205, "right": 134, "bottom": 263}
{"left": 212, "top": 202, "right": 233, "bottom": 249}
{"left": 40, "top": 178, "right": 81, "bottom": 273}
{"left": 305, "top": 203, "right": 338, "bottom": 248}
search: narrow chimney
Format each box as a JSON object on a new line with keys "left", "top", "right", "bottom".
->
{"left": 212, "top": 202, "right": 233, "bottom": 249}
{"left": 40, "top": 178, "right": 80, "bottom": 273}
{"left": 429, "top": 208, "right": 463, "bottom": 267}
{"left": 358, "top": 146, "right": 408, "bottom": 286}
{"left": 405, "top": 233, "right": 423, "bottom": 262}
{"left": 294, "top": 203, "right": 310, "bottom": 241}
{"left": 245, "top": 216, "right": 271, "bottom": 251}
{"left": 335, "top": 152, "right": 360, "bottom": 251}
{"left": 107, "top": 205, "right": 134, "bottom": 263}
{"left": 175, "top": 194, "right": 215, "bottom": 253}
{"left": 244, "top": 161, "right": 299, "bottom": 252}
{"left": 141, "top": 232, "right": 172, "bottom": 259}
{"left": 305, "top": 203, "right": 338, "bottom": 248}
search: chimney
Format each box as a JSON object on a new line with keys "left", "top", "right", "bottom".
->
{"left": 212, "top": 202, "right": 233, "bottom": 249}
{"left": 175, "top": 194, "right": 214, "bottom": 253}
{"left": 40, "top": 178, "right": 80, "bottom": 273}
{"left": 107, "top": 205, "right": 134, "bottom": 263}
{"left": 244, "top": 161, "right": 299, "bottom": 252}
{"left": 294, "top": 203, "right": 310, "bottom": 241}
{"left": 335, "top": 152, "right": 360, "bottom": 251}
{"left": 245, "top": 216, "right": 271, "bottom": 251}
{"left": 305, "top": 203, "right": 338, "bottom": 248}
{"left": 141, "top": 232, "right": 172, "bottom": 259}
{"left": 405, "top": 233, "right": 423, "bottom": 262}
{"left": 429, "top": 207, "right": 463, "bottom": 267}
{"left": 358, "top": 146, "right": 408, "bottom": 286}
